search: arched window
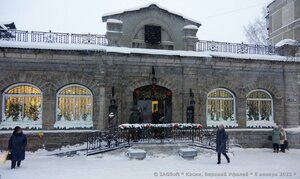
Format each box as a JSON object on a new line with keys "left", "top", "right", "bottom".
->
{"left": 246, "top": 90, "right": 274, "bottom": 128}
{"left": 1, "top": 83, "right": 42, "bottom": 129}
{"left": 206, "top": 88, "right": 237, "bottom": 127}
{"left": 55, "top": 84, "right": 93, "bottom": 129}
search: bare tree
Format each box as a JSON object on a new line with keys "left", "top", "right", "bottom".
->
{"left": 244, "top": 7, "right": 269, "bottom": 45}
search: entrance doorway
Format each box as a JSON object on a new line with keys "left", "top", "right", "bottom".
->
{"left": 133, "top": 85, "right": 172, "bottom": 123}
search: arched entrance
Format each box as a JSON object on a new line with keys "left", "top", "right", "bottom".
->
{"left": 133, "top": 85, "right": 172, "bottom": 123}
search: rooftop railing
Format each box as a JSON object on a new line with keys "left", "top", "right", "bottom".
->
{"left": 0, "top": 29, "right": 108, "bottom": 46}
{"left": 0, "top": 29, "right": 280, "bottom": 55}
{"left": 196, "top": 40, "right": 278, "bottom": 55}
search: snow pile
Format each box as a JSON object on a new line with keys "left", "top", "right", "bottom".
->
{"left": 275, "top": 39, "right": 300, "bottom": 47}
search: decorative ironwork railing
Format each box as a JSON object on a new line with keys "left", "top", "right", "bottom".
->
{"left": 86, "top": 126, "right": 218, "bottom": 156}
{"left": 0, "top": 29, "right": 280, "bottom": 55}
{"left": 0, "top": 29, "right": 108, "bottom": 46}
{"left": 197, "top": 40, "right": 279, "bottom": 55}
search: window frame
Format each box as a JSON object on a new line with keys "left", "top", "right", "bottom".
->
{"left": 2, "top": 83, "right": 43, "bottom": 122}
{"left": 55, "top": 84, "right": 93, "bottom": 122}
{"left": 206, "top": 88, "right": 236, "bottom": 122}
{"left": 246, "top": 89, "right": 274, "bottom": 122}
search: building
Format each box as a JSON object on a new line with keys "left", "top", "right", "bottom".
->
{"left": 267, "top": 0, "right": 300, "bottom": 45}
{"left": 0, "top": 4, "right": 300, "bottom": 149}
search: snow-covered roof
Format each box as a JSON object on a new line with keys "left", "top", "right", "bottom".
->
{"left": 0, "top": 21, "right": 16, "bottom": 30}
{"left": 275, "top": 39, "right": 300, "bottom": 47}
{"left": 183, "top": 25, "right": 198, "bottom": 30}
{"left": 0, "top": 41, "right": 296, "bottom": 62}
{"left": 102, "top": 3, "right": 201, "bottom": 27}
{"left": 0, "top": 24, "right": 7, "bottom": 30}
{"left": 208, "top": 51, "right": 287, "bottom": 61}
{"left": 106, "top": 19, "right": 123, "bottom": 24}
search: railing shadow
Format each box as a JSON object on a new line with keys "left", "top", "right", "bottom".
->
{"left": 86, "top": 126, "right": 220, "bottom": 156}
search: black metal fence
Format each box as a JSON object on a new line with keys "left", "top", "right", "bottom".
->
{"left": 0, "top": 29, "right": 108, "bottom": 45}
{"left": 0, "top": 29, "right": 281, "bottom": 55}
{"left": 197, "top": 40, "right": 278, "bottom": 55}
{"left": 86, "top": 126, "right": 217, "bottom": 156}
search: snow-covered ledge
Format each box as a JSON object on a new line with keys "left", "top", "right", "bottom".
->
{"left": 275, "top": 39, "right": 300, "bottom": 47}
{"left": 0, "top": 120, "right": 42, "bottom": 129}
{"left": 54, "top": 120, "right": 93, "bottom": 129}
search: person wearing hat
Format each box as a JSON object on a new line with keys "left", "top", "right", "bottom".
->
{"left": 216, "top": 124, "right": 230, "bottom": 164}
{"left": 8, "top": 126, "right": 27, "bottom": 169}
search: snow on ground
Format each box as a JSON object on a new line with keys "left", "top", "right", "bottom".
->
{"left": 1, "top": 145, "right": 300, "bottom": 179}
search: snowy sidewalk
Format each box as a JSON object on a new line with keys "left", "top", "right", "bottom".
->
{"left": 1, "top": 147, "right": 300, "bottom": 179}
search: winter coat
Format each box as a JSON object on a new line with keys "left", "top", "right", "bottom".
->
{"left": 272, "top": 128, "right": 280, "bottom": 144}
{"left": 279, "top": 129, "right": 287, "bottom": 145}
{"left": 8, "top": 132, "right": 27, "bottom": 161}
{"left": 216, "top": 128, "right": 228, "bottom": 153}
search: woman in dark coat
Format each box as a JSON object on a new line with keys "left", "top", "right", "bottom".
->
{"left": 216, "top": 124, "right": 230, "bottom": 164}
{"left": 8, "top": 126, "right": 27, "bottom": 169}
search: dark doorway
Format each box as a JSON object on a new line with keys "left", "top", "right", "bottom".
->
{"left": 133, "top": 85, "right": 172, "bottom": 123}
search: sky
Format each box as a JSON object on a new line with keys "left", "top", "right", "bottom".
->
{"left": 0, "top": 0, "right": 273, "bottom": 43}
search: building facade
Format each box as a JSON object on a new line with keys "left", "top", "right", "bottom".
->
{"left": 267, "top": 0, "right": 300, "bottom": 45}
{"left": 0, "top": 4, "right": 299, "bottom": 132}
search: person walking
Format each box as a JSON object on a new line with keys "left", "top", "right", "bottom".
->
{"left": 216, "top": 124, "right": 230, "bottom": 164}
{"left": 128, "top": 107, "right": 142, "bottom": 142}
{"left": 272, "top": 126, "right": 280, "bottom": 153}
{"left": 8, "top": 126, "right": 27, "bottom": 169}
{"left": 279, "top": 125, "right": 287, "bottom": 153}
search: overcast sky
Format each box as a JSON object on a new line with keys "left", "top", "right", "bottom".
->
{"left": 0, "top": 0, "right": 273, "bottom": 43}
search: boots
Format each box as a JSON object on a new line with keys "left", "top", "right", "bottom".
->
{"left": 217, "top": 152, "right": 230, "bottom": 164}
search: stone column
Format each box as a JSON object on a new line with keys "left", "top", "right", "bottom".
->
{"left": 236, "top": 97, "right": 247, "bottom": 128}
{"left": 198, "top": 94, "right": 207, "bottom": 127}
{"left": 42, "top": 94, "right": 56, "bottom": 129}
{"left": 277, "top": 41, "right": 300, "bottom": 57}
{"left": 283, "top": 68, "right": 299, "bottom": 127}
{"left": 106, "top": 19, "right": 123, "bottom": 47}
{"left": 183, "top": 25, "right": 198, "bottom": 51}
{"left": 95, "top": 86, "right": 106, "bottom": 129}
{"left": 172, "top": 93, "right": 183, "bottom": 123}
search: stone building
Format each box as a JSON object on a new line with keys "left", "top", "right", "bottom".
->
{"left": 267, "top": 0, "right": 300, "bottom": 45}
{"left": 0, "top": 4, "right": 300, "bottom": 149}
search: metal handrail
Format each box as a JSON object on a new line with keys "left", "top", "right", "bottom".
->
{"left": 0, "top": 29, "right": 280, "bottom": 55}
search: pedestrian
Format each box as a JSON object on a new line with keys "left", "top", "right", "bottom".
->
{"left": 216, "top": 124, "right": 230, "bottom": 164}
{"left": 279, "top": 125, "right": 287, "bottom": 153}
{"left": 8, "top": 126, "right": 27, "bottom": 169}
{"left": 272, "top": 126, "right": 280, "bottom": 153}
{"left": 128, "top": 107, "right": 142, "bottom": 142}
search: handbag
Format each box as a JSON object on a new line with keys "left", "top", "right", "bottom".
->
{"left": 2, "top": 151, "right": 11, "bottom": 164}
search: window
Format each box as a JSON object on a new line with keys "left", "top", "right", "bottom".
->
{"left": 145, "top": 25, "right": 161, "bottom": 44}
{"left": 206, "top": 88, "right": 237, "bottom": 127}
{"left": 55, "top": 84, "right": 93, "bottom": 129}
{"left": 1, "top": 84, "right": 42, "bottom": 129}
{"left": 246, "top": 90, "right": 274, "bottom": 128}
